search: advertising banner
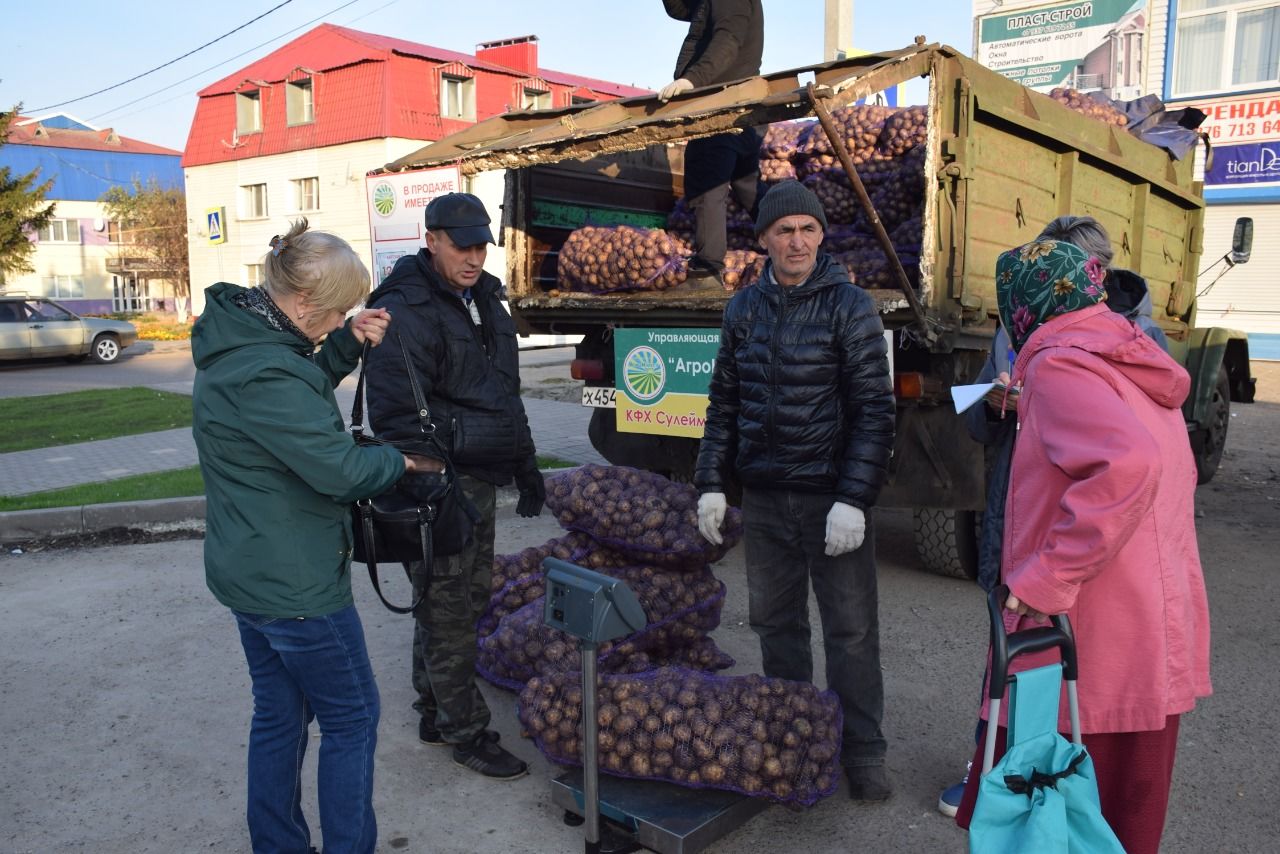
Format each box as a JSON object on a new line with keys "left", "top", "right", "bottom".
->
{"left": 1189, "top": 94, "right": 1280, "bottom": 191}
{"left": 977, "top": 0, "right": 1146, "bottom": 98}
{"left": 614, "top": 328, "right": 719, "bottom": 438}
{"left": 364, "top": 166, "right": 461, "bottom": 285}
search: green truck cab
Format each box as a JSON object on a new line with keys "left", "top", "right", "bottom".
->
{"left": 378, "top": 42, "right": 1256, "bottom": 578}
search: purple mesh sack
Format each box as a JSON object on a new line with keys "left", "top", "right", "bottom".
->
{"left": 483, "top": 533, "right": 598, "bottom": 639}
{"left": 477, "top": 564, "right": 726, "bottom": 691}
{"left": 544, "top": 465, "right": 743, "bottom": 570}
{"left": 518, "top": 667, "right": 843, "bottom": 806}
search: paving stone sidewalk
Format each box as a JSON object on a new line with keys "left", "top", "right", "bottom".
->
{"left": 0, "top": 396, "right": 606, "bottom": 498}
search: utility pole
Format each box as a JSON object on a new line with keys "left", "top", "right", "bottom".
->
{"left": 824, "top": 0, "right": 853, "bottom": 62}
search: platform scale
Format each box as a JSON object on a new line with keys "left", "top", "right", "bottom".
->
{"left": 542, "top": 559, "right": 770, "bottom": 854}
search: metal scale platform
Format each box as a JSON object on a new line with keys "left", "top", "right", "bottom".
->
{"left": 551, "top": 768, "right": 769, "bottom": 854}
{"left": 541, "top": 559, "right": 770, "bottom": 854}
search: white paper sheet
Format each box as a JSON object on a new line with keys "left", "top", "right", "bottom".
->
{"left": 951, "top": 382, "right": 996, "bottom": 414}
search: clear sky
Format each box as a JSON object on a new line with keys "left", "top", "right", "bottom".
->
{"left": 1, "top": 0, "right": 975, "bottom": 152}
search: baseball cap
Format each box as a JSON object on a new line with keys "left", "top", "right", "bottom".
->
{"left": 425, "top": 192, "right": 495, "bottom": 247}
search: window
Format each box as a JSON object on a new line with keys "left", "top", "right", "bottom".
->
{"left": 39, "top": 277, "right": 84, "bottom": 300}
{"left": 441, "top": 75, "right": 475, "bottom": 120}
{"left": 38, "top": 218, "right": 80, "bottom": 243}
{"left": 1173, "top": 0, "right": 1280, "bottom": 96}
{"left": 523, "top": 88, "right": 551, "bottom": 111}
{"left": 241, "top": 183, "right": 268, "bottom": 219}
{"left": 293, "top": 177, "right": 319, "bottom": 211}
{"left": 236, "top": 90, "right": 262, "bottom": 134}
{"left": 571, "top": 94, "right": 596, "bottom": 105}
{"left": 287, "top": 78, "right": 314, "bottom": 125}
{"left": 245, "top": 264, "right": 265, "bottom": 287}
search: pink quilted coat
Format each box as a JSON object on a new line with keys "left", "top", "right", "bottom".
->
{"left": 988, "top": 303, "right": 1212, "bottom": 734}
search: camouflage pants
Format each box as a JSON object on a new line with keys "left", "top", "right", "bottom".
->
{"left": 409, "top": 474, "right": 495, "bottom": 744}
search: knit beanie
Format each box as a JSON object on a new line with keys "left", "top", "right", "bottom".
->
{"left": 753, "top": 180, "right": 828, "bottom": 234}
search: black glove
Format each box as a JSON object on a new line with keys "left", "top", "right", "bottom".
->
{"left": 515, "top": 466, "right": 545, "bottom": 518}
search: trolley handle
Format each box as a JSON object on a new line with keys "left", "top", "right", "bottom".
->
{"left": 986, "top": 584, "right": 1078, "bottom": 700}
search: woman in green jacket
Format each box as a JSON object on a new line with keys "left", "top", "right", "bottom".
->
{"left": 192, "top": 219, "right": 413, "bottom": 854}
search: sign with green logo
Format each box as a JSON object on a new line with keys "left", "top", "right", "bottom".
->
{"left": 977, "top": 0, "right": 1145, "bottom": 97}
{"left": 614, "top": 328, "right": 719, "bottom": 438}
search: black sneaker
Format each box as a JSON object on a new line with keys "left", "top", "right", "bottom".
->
{"left": 452, "top": 730, "right": 528, "bottom": 780}
{"left": 846, "top": 764, "right": 892, "bottom": 802}
{"left": 418, "top": 717, "right": 447, "bottom": 746}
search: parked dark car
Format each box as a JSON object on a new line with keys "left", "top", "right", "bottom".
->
{"left": 0, "top": 295, "right": 138, "bottom": 363}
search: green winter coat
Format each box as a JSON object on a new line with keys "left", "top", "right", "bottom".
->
{"left": 192, "top": 282, "right": 404, "bottom": 618}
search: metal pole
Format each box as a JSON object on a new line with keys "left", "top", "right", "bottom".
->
{"left": 805, "top": 82, "right": 934, "bottom": 342}
{"left": 582, "top": 640, "right": 600, "bottom": 854}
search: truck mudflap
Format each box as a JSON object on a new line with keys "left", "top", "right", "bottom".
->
{"left": 878, "top": 403, "right": 985, "bottom": 513}
{"left": 1179, "top": 327, "right": 1253, "bottom": 484}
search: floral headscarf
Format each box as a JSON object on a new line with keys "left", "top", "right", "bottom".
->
{"left": 996, "top": 239, "right": 1108, "bottom": 352}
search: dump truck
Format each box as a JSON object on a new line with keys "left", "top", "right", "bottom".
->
{"left": 373, "top": 41, "right": 1256, "bottom": 579}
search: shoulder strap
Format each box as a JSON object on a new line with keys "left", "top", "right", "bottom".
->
{"left": 351, "top": 334, "right": 434, "bottom": 438}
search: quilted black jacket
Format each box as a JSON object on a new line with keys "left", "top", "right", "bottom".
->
{"left": 694, "top": 254, "right": 895, "bottom": 509}
{"left": 364, "top": 249, "right": 535, "bottom": 486}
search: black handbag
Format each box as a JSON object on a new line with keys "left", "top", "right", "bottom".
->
{"left": 349, "top": 335, "right": 480, "bottom": 614}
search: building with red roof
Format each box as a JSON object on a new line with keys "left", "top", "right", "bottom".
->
{"left": 184, "top": 24, "right": 649, "bottom": 314}
{"left": 1, "top": 113, "right": 183, "bottom": 314}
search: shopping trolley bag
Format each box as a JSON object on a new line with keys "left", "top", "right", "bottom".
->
{"left": 968, "top": 586, "right": 1123, "bottom": 854}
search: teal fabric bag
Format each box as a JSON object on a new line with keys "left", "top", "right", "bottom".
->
{"left": 969, "top": 665, "right": 1124, "bottom": 854}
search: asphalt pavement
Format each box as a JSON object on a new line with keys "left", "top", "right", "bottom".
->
{"left": 0, "top": 342, "right": 604, "bottom": 538}
{"left": 3, "top": 347, "right": 1278, "bottom": 852}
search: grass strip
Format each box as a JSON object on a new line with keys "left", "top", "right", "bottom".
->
{"left": 0, "top": 466, "right": 205, "bottom": 512}
{"left": 0, "top": 387, "right": 193, "bottom": 453}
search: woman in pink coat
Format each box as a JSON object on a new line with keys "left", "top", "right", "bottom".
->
{"left": 955, "top": 239, "right": 1212, "bottom": 853}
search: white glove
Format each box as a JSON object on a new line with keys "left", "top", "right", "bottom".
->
{"left": 658, "top": 78, "right": 694, "bottom": 102}
{"left": 697, "top": 492, "right": 727, "bottom": 545}
{"left": 824, "top": 502, "right": 866, "bottom": 557}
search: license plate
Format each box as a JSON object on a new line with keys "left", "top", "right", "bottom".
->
{"left": 581, "top": 386, "right": 616, "bottom": 408}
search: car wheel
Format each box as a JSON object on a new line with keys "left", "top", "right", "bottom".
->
{"left": 91, "top": 334, "right": 121, "bottom": 364}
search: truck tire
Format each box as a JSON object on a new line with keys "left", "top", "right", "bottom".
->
{"left": 913, "top": 508, "right": 979, "bottom": 580}
{"left": 1190, "top": 365, "right": 1230, "bottom": 485}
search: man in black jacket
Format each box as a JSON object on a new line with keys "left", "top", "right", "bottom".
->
{"left": 659, "top": 0, "right": 765, "bottom": 284}
{"left": 365, "top": 192, "right": 544, "bottom": 781}
{"left": 694, "top": 180, "right": 897, "bottom": 801}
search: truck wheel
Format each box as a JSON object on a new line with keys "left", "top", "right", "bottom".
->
{"left": 913, "top": 508, "right": 979, "bottom": 580}
{"left": 1190, "top": 365, "right": 1230, "bottom": 485}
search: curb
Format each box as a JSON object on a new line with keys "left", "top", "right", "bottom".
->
{"left": 0, "top": 481, "right": 538, "bottom": 545}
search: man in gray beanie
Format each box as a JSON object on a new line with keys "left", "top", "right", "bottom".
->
{"left": 694, "top": 179, "right": 897, "bottom": 801}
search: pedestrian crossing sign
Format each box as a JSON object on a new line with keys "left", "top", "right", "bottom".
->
{"left": 206, "top": 207, "right": 227, "bottom": 245}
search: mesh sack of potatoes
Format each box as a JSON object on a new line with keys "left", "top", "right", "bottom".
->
{"left": 761, "top": 120, "right": 814, "bottom": 159}
{"left": 723, "top": 250, "right": 766, "bottom": 291}
{"left": 482, "top": 532, "right": 601, "bottom": 639}
{"left": 477, "top": 565, "right": 727, "bottom": 690}
{"left": 831, "top": 248, "right": 921, "bottom": 290}
{"left": 518, "top": 667, "right": 843, "bottom": 806}
{"left": 875, "top": 105, "right": 928, "bottom": 157}
{"left": 797, "top": 104, "right": 897, "bottom": 162}
{"left": 557, "top": 226, "right": 689, "bottom": 293}
{"left": 759, "top": 158, "right": 797, "bottom": 183}
{"left": 1049, "top": 87, "right": 1129, "bottom": 127}
{"left": 545, "top": 464, "right": 745, "bottom": 570}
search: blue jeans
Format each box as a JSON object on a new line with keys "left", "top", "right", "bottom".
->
{"left": 741, "top": 488, "right": 887, "bottom": 766}
{"left": 233, "top": 605, "right": 380, "bottom": 854}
